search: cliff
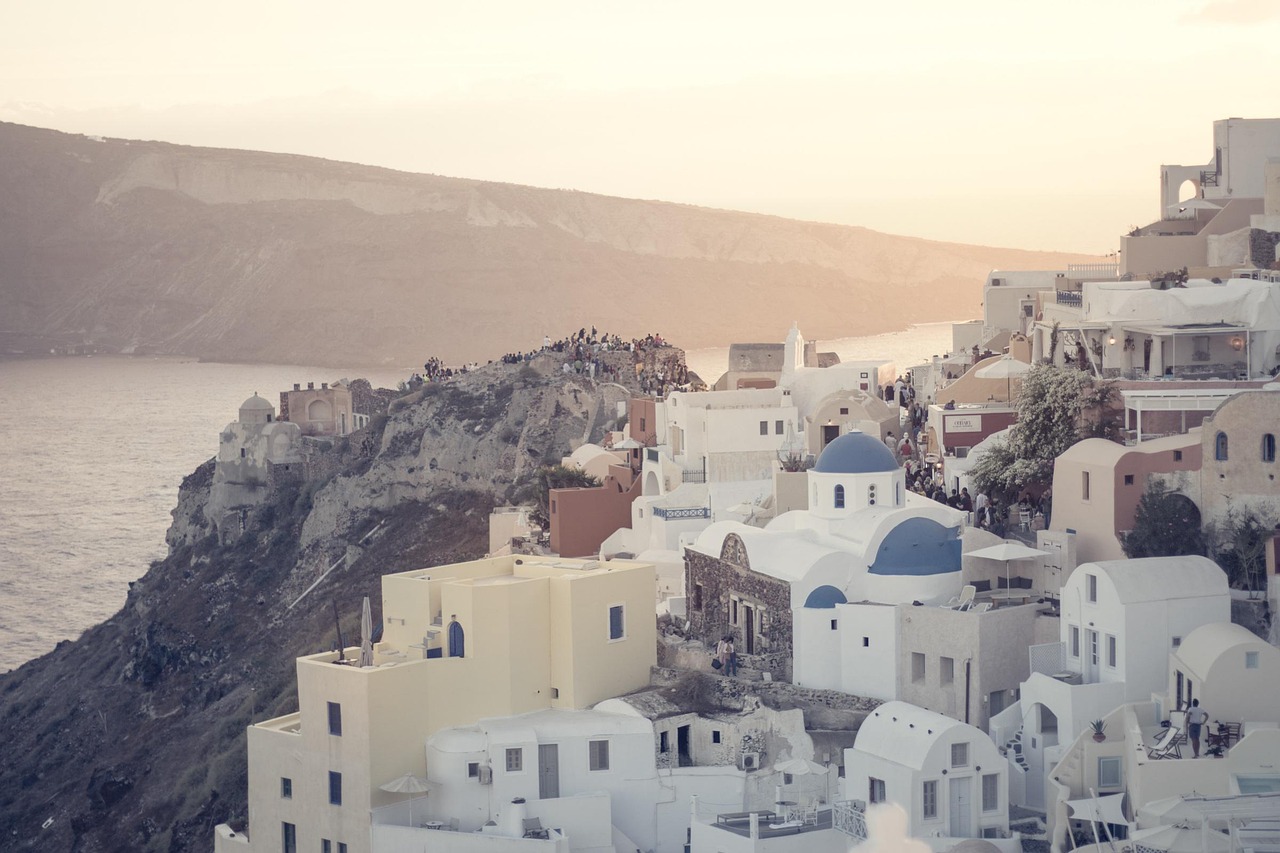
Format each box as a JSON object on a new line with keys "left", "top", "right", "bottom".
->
{"left": 0, "top": 122, "right": 1096, "bottom": 367}
{"left": 0, "top": 354, "right": 652, "bottom": 851}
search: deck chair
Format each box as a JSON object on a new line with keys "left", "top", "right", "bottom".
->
{"left": 801, "top": 801, "right": 819, "bottom": 826}
{"left": 971, "top": 602, "right": 992, "bottom": 613}
{"left": 523, "top": 817, "right": 549, "bottom": 840}
{"left": 948, "top": 585, "right": 976, "bottom": 611}
{"left": 1146, "top": 725, "right": 1183, "bottom": 759}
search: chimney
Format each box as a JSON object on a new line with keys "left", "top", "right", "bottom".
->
{"left": 293, "top": 383, "right": 300, "bottom": 391}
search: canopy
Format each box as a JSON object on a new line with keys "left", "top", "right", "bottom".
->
{"left": 773, "top": 758, "right": 828, "bottom": 776}
{"left": 1066, "top": 792, "right": 1128, "bottom": 825}
{"left": 380, "top": 773, "right": 432, "bottom": 794}
{"left": 975, "top": 356, "right": 1032, "bottom": 380}
{"left": 613, "top": 438, "right": 642, "bottom": 449}
{"left": 1130, "top": 823, "right": 1231, "bottom": 853}
{"left": 968, "top": 543, "right": 1050, "bottom": 562}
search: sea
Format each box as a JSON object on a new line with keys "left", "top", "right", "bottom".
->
{"left": 0, "top": 322, "right": 957, "bottom": 673}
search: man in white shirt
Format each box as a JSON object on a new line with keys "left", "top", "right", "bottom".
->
{"left": 1186, "top": 698, "right": 1209, "bottom": 758}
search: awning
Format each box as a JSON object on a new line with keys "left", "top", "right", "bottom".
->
{"left": 1067, "top": 792, "right": 1128, "bottom": 825}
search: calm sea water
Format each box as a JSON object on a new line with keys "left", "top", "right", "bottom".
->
{"left": 0, "top": 323, "right": 958, "bottom": 673}
{"left": 0, "top": 358, "right": 407, "bottom": 673}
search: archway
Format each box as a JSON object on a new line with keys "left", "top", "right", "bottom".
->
{"left": 307, "top": 399, "right": 332, "bottom": 422}
{"left": 1178, "top": 179, "right": 1198, "bottom": 203}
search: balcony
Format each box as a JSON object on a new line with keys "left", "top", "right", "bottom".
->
{"left": 832, "top": 799, "right": 867, "bottom": 840}
{"left": 651, "top": 506, "right": 710, "bottom": 520}
{"left": 1055, "top": 292, "right": 1082, "bottom": 307}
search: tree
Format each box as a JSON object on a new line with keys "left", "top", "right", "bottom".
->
{"left": 529, "top": 464, "right": 600, "bottom": 529}
{"left": 1121, "top": 482, "right": 1204, "bottom": 558}
{"left": 1206, "top": 504, "right": 1279, "bottom": 598}
{"left": 970, "top": 364, "right": 1119, "bottom": 501}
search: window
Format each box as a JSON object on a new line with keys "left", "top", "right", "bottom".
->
{"left": 1086, "top": 574, "right": 1097, "bottom": 603}
{"left": 1193, "top": 335, "right": 1210, "bottom": 362}
{"left": 589, "top": 739, "right": 610, "bottom": 771}
{"left": 862, "top": 636, "right": 870, "bottom": 647}
{"left": 280, "top": 777, "right": 292, "bottom": 799}
{"left": 940, "top": 656, "right": 955, "bottom": 686}
{"left": 506, "top": 748, "right": 523, "bottom": 772}
{"left": 775, "top": 420, "right": 784, "bottom": 435}
{"left": 1082, "top": 471, "right": 1091, "bottom": 500}
{"left": 1070, "top": 625, "right": 1080, "bottom": 658}
{"left": 1173, "top": 636, "right": 1182, "bottom": 648}
{"left": 1264, "top": 434, "right": 1276, "bottom": 463}
{"left": 1247, "top": 651, "right": 1260, "bottom": 669}
{"left": 639, "top": 417, "right": 646, "bottom": 432}
{"left": 840, "top": 407, "right": 849, "bottom": 415}
{"left": 869, "top": 778, "right": 886, "bottom": 804}
{"left": 951, "top": 742, "right": 970, "bottom": 768}
{"left": 240, "top": 448, "right": 246, "bottom": 459}
{"left": 1174, "top": 450, "right": 1183, "bottom": 461}
{"left": 760, "top": 421, "right": 768, "bottom": 436}
{"left": 923, "top": 780, "right": 938, "bottom": 819}
{"left": 1107, "top": 635, "right": 1117, "bottom": 668}
{"left": 1090, "top": 631, "right": 1099, "bottom": 667}
{"left": 834, "top": 484, "right": 845, "bottom": 509}
{"left": 328, "top": 771, "right": 342, "bottom": 806}
{"left": 712, "top": 730, "right": 721, "bottom": 744}
{"left": 982, "top": 773, "right": 999, "bottom": 811}
{"left": 660, "top": 731, "right": 669, "bottom": 752}
{"left": 1124, "top": 474, "right": 1134, "bottom": 485}
{"left": 327, "top": 702, "right": 342, "bottom": 736}
{"left": 608, "top": 604, "right": 625, "bottom": 640}
{"left": 551, "top": 499, "right": 556, "bottom": 514}
{"left": 339, "top": 845, "right": 347, "bottom": 853}
{"left": 323, "top": 841, "right": 332, "bottom": 853}
{"left": 1216, "top": 431, "right": 1229, "bottom": 461}
{"left": 912, "top": 652, "right": 926, "bottom": 683}
{"left": 282, "top": 822, "right": 297, "bottom": 853}
{"left": 1098, "top": 757, "right": 1122, "bottom": 788}
{"left": 831, "top": 619, "right": 838, "bottom": 630}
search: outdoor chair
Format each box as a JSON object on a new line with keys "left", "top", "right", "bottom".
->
{"left": 801, "top": 801, "right": 819, "bottom": 826}
{"left": 947, "top": 585, "right": 976, "bottom": 611}
{"left": 1145, "top": 725, "right": 1183, "bottom": 760}
{"left": 1018, "top": 510, "right": 1032, "bottom": 531}
{"left": 971, "top": 602, "right": 992, "bottom": 613}
{"left": 523, "top": 817, "right": 550, "bottom": 840}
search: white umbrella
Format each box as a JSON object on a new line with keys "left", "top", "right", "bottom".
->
{"left": 359, "top": 596, "right": 374, "bottom": 668}
{"left": 774, "top": 757, "right": 830, "bottom": 806}
{"left": 1129, "top": 823, "right": 1232, "bottom": 853}
{"left": 974, "top": 356, "right": 1032, "bottom": 380}
{"left": 379, "top": 773, "right": 432, "bottom": 827}
{"left": 613, "top": 438, "right": 642, "bottom": 450}
{"left": 968, "top": 543, "right": 1050, "bottom": 597}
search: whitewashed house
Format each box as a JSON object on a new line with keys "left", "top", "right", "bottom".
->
{"left": 845, "top": 702, "right": 1010, "bottom": 842}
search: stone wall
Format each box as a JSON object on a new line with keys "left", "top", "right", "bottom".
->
{"left": 685, "top": 547, "right": 793, "bottom": 681}
{"left": 1250, "top": 229, "right": 1280, "bottom": 268}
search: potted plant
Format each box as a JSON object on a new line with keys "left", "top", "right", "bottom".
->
{"left": 1090, "top": 720, "right": 1107, "bottom": 742}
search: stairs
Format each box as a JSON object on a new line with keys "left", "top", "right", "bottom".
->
{"left": 1001, "top": 726, "right": 1029, "bottom": 772}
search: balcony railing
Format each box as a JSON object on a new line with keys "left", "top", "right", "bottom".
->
{"left": 1055, "top": 291, "right": 1082, "bottom": 307}
{"left": 1066, "top": 262, "right": 1119, "bottom": 279}
{"left": 652, "top": 506, "right": 710, "bottom": 520}
{"left": 681, "top": 468, "right": 706, "bottom": 483}
{"left": 833, "top": 799, "right": 867, "bottom": 840}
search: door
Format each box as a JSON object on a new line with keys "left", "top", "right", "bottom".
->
{"left": 677, "top": 725, "right": 692, "bottom": 767}
{"left": 1086, "top": 630, "right": 1099, "bottom": 681}
{"left": 743, "top": 605, "right": 755, "bottom": 654}
{"left": 538, "top": 744, "right": 559, "bottom": 799}
{"left": 949, "top": 776, "right": 972, "bottom": 837}
{"left": 822, "top": 424, "right": 840, "bottom": 448}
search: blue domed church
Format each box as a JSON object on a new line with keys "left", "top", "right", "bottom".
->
{"left": 685, "top": 430, "right": 964, "bottom": 689}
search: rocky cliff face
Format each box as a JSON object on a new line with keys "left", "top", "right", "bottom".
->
{"left": 0, "top": 355, "right": 645, "bottom": 852}
{"left": 0, "top": 122, "right": 1096, "bottom": 366}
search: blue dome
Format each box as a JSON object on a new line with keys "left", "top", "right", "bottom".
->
{"left": 813, "top": 431, "right": 898, "bottom": 474}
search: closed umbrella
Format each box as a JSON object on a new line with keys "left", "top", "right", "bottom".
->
{"left": 379, "top": 773, "right": 432, "bottom": 827}
{"left": 359, "top": 596, "right": 374, "bottom": 668}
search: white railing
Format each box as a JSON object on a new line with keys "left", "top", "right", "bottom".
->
{"left": 833, "top": 799, "right": 867, "bottom": 840}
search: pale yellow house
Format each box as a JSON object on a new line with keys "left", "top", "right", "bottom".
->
{"left": 217, "top": 554, "right": 656, "bottom": 853}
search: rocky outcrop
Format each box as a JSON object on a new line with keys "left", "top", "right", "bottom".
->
{"left": 0, "top": 122, "right": 1097, "bottom": 367}
{"left": 0, "top": 356, "right": 640, "bottom": 852}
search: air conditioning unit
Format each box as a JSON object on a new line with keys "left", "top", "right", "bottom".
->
{"left": 477, "top": 766, "right": 493, "bottom": 785}
{"left": 739, "top": 752, "right": 760, "bottom": 772}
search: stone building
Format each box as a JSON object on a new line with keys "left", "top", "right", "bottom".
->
{"left": 280, "top": 380, "right": 358, "bottom": 437}
{"left": 1198, "top": 384, "right": 1280, "bottom": 528}
{"left": 208, "top": 393, "right": 302, "bottom": 539}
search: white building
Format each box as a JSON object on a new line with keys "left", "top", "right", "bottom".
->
{"left": 989, "top": 556, "right": 1229, "bottom": 812}
{"left": 845, "top": 702, "right": 1010, "bottom": 842}
{"left": 208, "top": 393, "right": 302, "bottom": 538}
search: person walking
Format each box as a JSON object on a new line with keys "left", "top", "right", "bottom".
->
{"left": 1187, "top": 698, "right": 1209, "bottom": 758}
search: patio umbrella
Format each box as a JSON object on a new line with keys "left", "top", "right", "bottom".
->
{"left": 967, "top": 543, "right": 1050, "bottom": 597}
{"left": 379, "top": 773, "right": 432, "bottom": 827}
{"left": 359, "top": 596, "right": 374, "bottom": 668}
{"left": 975, "top": 355, "right": 1031, "bottom": 402}
{"left": 1129, "top": 823, "right": 1231, "bottom": 853}
{"left": 773, "top": 757, "right": 830, "bottom": 805}
{"left": 613, "top": 438, "right": 642, "bottom": 450}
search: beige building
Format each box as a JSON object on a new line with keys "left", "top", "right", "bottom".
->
{"left": 1198, "top": 385, "right": 1280, "bottom": 528}
{"left": 282, "top": 381, "right": 357, "bottom": 437}
{"left": 218, "top": 554, "right": 656, "bottom": 853}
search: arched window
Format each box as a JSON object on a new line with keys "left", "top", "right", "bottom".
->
{"left": 1264, "top": 434, "right": 1276, "bottom": 463}
{"left": 1215, "top": 432, "right": 1229, "bottom": 461}
{"left": 834, "top": 484, "right": 845, "bottom": 509}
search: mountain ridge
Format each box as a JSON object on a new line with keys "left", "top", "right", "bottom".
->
{"left": 0, "top": 122, "right": 1096, "bottom": 366}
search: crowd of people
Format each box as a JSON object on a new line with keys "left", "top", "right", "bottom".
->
{"left": 408, "top": 328, "right": 688, "bottom": 397}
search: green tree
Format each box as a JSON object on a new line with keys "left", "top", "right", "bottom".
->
{"left": 529, "top": 464, "right": 600, "bottom": 529}
{"left": 1121, "top": 482, "right": 1204, "bottom": 558}
{"left": 970, "top": 364, "right": 1118, "bottom": 501}
{"left": 1206, "top": 504, "right": 1278, "bottom": 598}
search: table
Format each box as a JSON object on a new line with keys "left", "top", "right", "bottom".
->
{"left": 422, "top": 821, "right": 444, "bottom": 830}
{"left": 988, "top": 591, "right": 1030, "bottom": 606}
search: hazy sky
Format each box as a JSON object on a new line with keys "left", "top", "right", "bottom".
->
{"left": 3, "top": 0, "right": 1279, "bottom": 253}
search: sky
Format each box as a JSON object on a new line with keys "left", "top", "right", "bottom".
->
{"left": 2, "top": 0, "right": 1279, "bottom": 254}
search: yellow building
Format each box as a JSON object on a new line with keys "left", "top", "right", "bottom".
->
{"left": 218, "top": 554, "right": 656, "bottom": 853}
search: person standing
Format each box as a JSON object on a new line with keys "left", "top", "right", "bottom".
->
{"left": 1187, "top": 698, "right": 1209, "bottom": 758}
